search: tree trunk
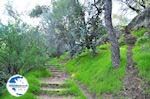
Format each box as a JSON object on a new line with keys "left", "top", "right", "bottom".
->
{"left": 104, "top": 0, "right": 120, "bottom": 67}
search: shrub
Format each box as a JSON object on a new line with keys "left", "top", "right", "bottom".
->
{"left": 0, "top": 23, "right": 47, "bottom": 94}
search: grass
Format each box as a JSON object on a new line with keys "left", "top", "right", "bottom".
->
{"left": 48, "top": 27, "right": 150, "bottom": 97}
{"left": 132, "top": 27, "right": 150, "bottom": 81}
{"left": 1, "top": 27, "right": 145, "bottom": 99}
{"left": 65, "top": 79, "right": 86, "bottom": 99}
{"left": 132, "top": 27, "right": 149, "bottom": 37}
{"left": 132, "top": 27, "right": 150, "bottom": 94}
{"left": 65, "top": 44, "right": 127, "bottom": 97}
{"left": 133, "top": 45, "right": 150, "bottom": 81}
{"left": 47, "top": 52, "right": 69, "bottom": 65}
{"left": 63, "top": 28, "right": 150, "bottom": 97}
{"left": 0, "top": 68, "right": 51, "bottom": 99}
{"left": 133, "top": 28, "right": 150, "bottom": 81}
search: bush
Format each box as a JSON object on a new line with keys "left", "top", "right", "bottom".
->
{"left": 136, "top": 32, "right": 150, "bottom": 46}
{"left": 0, "top": 23, "right": 48, "bottom": 94}
{"left": 132, "top": 27, "right": 148, "bottom": 38}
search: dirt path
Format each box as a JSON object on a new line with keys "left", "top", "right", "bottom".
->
{"left": 37, "top": 66, "right": 76, "bottom": 99}
{"left": 120, "top": 45, "right": 145, "bottom": 99}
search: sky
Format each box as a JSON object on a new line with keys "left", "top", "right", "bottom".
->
{"left": 0, "top": 0, "right": 52, "bottom": 25}
{"left": 112, "top": 0, "right": 137, "bottom": 25}
{"left": 0, "top": 0, "right": 137, "bottom": 26}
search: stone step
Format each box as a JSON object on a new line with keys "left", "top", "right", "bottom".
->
{"left": 50, "top": 69, "right": 63, "bottom": 72}
{"left": 41, "top": 87, "right": 66, "bottom": 92}
{"left": 51, "top": 74, "right": 68, "bottom": 78}
{"left": 37, "top": 94, "right": 76, "bottom": 99}
{"left": 41, "top": 81, "right": 65, "bottom": 85}
{"left": 41, "top": 82, "right": 69, "bottom": 88}
{"left": 40, "top": 78, "right": 66, "bottom": 85}
{"left": 49, "top": 67, "right": 64, "bottom": 71}
{"left": 51, "top": 73, "right": 65, "bottom": 76}
{"left": 40, "top": 88, "right": 74, "bottom": 96}
{"left": 51, "top": 71, "right": 65, "bottom": 74}
{"left": 38, "top": 67, "right": 78, "bottom": 98}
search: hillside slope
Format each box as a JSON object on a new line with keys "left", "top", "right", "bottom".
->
{"left": 49, "top": 27, "right": 150, "bottom": 98}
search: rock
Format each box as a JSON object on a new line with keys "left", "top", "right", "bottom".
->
{"left": 127, "top": 8, "right": 150, "bottom": 31}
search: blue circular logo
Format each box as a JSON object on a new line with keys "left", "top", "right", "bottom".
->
{"left": 6, "top": 74, "right": 29, "bottom": 97}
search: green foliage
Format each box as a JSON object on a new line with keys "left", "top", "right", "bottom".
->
{"left": 132, "top": 27, "right": 150, "bottom": 94}
{"left": 52, "top": 0, "right": 72, "bottom": 19}
{"left": 1, "top": 92, "right": 36, "bottom": 99}
{"left": 119, "top": 34, "right": 126, "bottom": 46}
{"left": 0, "top": 24, "right": 47, "bottom": 73}
{"left": 37, "top": 0, "right": 106, "bottom": 57}
{"left": 98, "top": 43, "right": 110, "bottom": 50}
{"left": 132, "top": 27, "right": 149, "bottom": 37}
{"left": 65, "top": 79, "right": 86, "bottom": 99}
{"left": 25, "top": 68, "right": 51, "bottom": 94}
{"left": 133, "top": 40, "right": 150, "bottom": 82}
{"left": 48, "top": 52, "right": 69, "bottom": 65}
{"left": 27, "top": 75, "right": 40, "bottom": 94}
{"left": 65, "top": 44, "right": 127, "bottom": 96}
{"left": 136, "top": 32, "right": 150, "bottom": 46}
{"left": 133, "top": 45, "right": 150, "bottom": 80}
{"left": 0, "top": 23, "right": 48, "bottom": 94}
{"left": 132, "top": 28, "right": 150, "bottom": 52}
{"left": 29, "top": 5, "right": 43, "bottom": 17}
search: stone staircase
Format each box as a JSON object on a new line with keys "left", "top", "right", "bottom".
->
{"left": 37, "top": 67, "right": 76, "bottom": 99}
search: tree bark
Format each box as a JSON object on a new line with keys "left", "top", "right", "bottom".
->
{"left": 104, "top": 0, "right": 120, "bottom": 67}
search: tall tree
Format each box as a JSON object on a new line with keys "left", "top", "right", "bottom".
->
{"left": 30, "top": 0, "right": 106, "bottom": 57}
{"left": 104, "top": 0, "right": 120, "bottom": 67}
